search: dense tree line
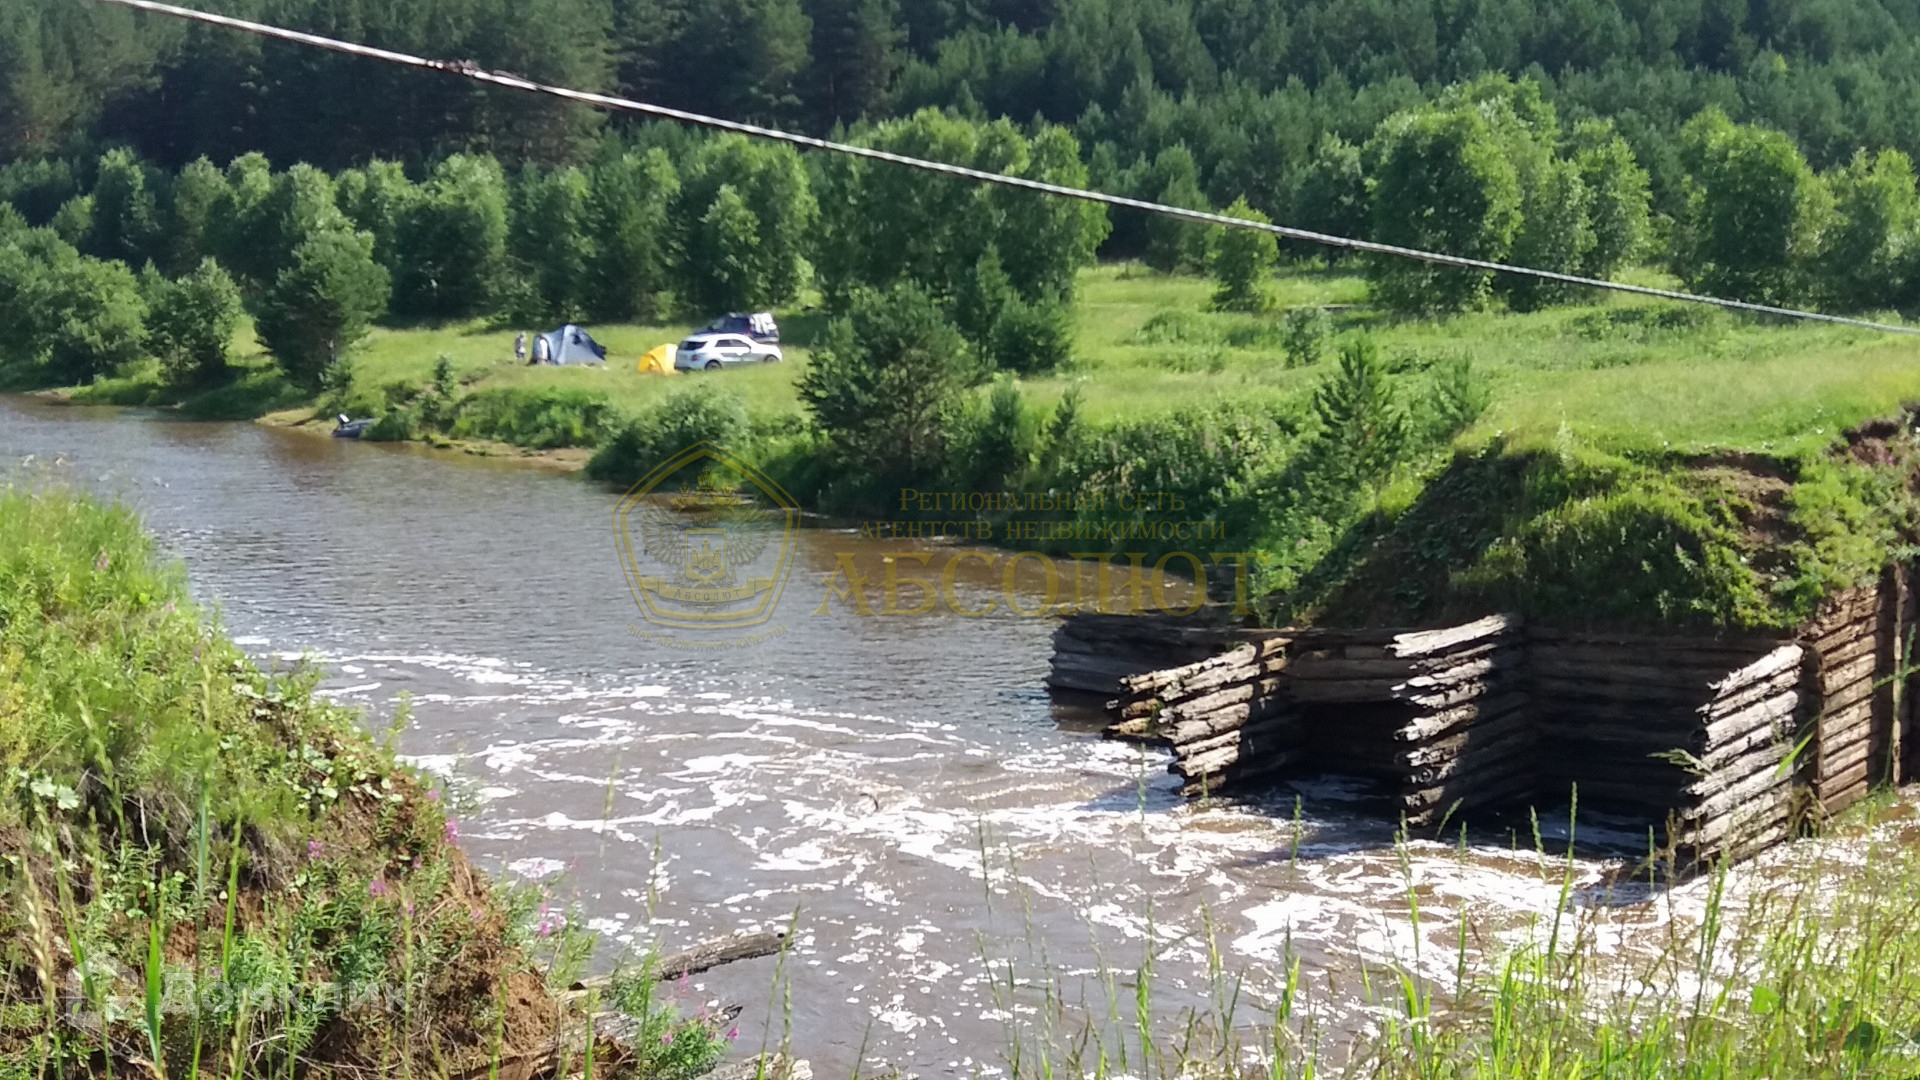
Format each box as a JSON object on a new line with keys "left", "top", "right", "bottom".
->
{"left": 14, "top": 0, "right": 1920, "bottom": 230}
{"left": 7, "top": 79, "right": 1920, "bottom": 402}
{"left": 0, "top": 112, "right": 1107, "bottom": 391}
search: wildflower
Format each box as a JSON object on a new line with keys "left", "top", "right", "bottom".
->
{"left": 369, "top": 878, "right": 389, "bottom": 898}
{"left": 427, "top": 789, "right": 441, "bottom": 802}
{"left": 308, "top": 839, "right": 324, "bottom": 860}
{"left": 93, "top": 551, "right": 110, "bottom": 572}
{"left": 725, "top": 1027, "right": 739, "bottom": 1042}
{"left": 659, "top": 1034, "right": 672, "bottom": 1046}
{"left": 445, "top": 819, "right": 459, "bottom": 843}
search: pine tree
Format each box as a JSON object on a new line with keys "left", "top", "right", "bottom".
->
{"left": 804, "top": 0, "right": 905, "bottom": 131}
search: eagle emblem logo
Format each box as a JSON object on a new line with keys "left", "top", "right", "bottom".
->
{"left": 614, "top": 443, "right": 798, "bottom": 631}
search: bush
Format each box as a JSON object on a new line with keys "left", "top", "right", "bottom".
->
{"left": 1207, "top": 196, "right": 1277, "bottom": 311}
{"left": 1676, "top": 109, "right": 1830, "bottom": 307}
{"left": 27, "top": 249, "right": 149, "bottom": 384}
{"left": 1282, "top": 307, "right": 1329, "bottom": 367}
{"left": 585, "top": 382, "right": 749, "bottom": 487}
{"left": 143, "top": 258, "right": 243, "bottom": 387}
{"left": 990, "top": 294, "right": 1074, "bottom": 374}
{"left": 447, "top": 385, "right": 618, "bottom": 448}
{"left": 798, "top": 283, "right": 972, "bottom": 491}
{"left": 254, "top": 228, "right": 390, "bottom": 389}
{"left": 1366, "top": 105, "right": 1523, "bottom": 314}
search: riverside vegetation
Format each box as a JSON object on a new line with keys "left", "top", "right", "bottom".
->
{"left": 0, "top": 487, "right": 743, "bottom": 1077}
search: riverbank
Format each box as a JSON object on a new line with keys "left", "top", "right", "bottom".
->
{"left": 24, "top": 260, "right": 1920, "bottom": 633}
{"left": 0, "top": 486, "right": 727, "bottom": 1077}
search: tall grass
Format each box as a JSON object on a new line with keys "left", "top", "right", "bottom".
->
{"left": 0, "top": 487, "right": 722, "bottom": 1078}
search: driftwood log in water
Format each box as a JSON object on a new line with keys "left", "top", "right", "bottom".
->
{"left": 568, "top": 930, "right": 788, "bottom": 993}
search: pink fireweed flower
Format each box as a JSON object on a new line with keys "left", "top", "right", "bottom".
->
{"left": 445, "top": 819, "right": 459, "bottom": 843}
{"left": 307, "top": 839, "right": 324, "bottom": 860}
{"left": 427, "top": 789, "right": 441, "bottom": 802}
{"left": 369, "top": 878, "right": 390, "bottom": 898}
{"left": 725, "top": 1027, "right": 739, "bottom": 1042}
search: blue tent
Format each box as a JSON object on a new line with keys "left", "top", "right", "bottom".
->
{"left": 536, "top": 325, "right": 608, "bottom": 365}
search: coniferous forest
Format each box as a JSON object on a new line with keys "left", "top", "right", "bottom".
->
{"left": 12, "top": 0, "right": 1920, "bottom": 235}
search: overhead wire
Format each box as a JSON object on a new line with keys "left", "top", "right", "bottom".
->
{"left": 95, "top": 0, "right": 1920, "bottom": 338}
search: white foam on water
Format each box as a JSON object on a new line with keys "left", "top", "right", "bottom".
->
{"left": 506, "top": 857, "right": 568, "bottom": 880}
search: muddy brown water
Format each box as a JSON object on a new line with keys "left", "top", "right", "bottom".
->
{"left": 3, "top": 396, "right": 1654, "bottom": 1075}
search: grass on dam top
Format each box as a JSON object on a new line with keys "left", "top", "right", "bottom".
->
{"left": 214, "top": 261, "right": 1920, "bottom": 460}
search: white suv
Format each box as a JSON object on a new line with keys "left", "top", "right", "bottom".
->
{"left": 675, "top": 332, "right": 783, "bottom": 371}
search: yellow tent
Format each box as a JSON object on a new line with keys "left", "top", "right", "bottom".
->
{"left": 638, "top": 343, "right": 678, "bottom": 375}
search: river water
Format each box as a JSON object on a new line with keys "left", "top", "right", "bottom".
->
{"left": 3, "top": 396, "right": 1676, "bottom": 1074}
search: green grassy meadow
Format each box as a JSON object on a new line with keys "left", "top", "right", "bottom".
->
{"left": 268, "top": 261, "right": 1920, "bottom": 461}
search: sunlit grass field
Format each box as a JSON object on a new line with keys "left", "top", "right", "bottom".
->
{"left": 293, "top": 261, "right": 1920, "bottom": 460}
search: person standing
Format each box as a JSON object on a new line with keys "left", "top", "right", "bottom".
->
{"left": 532, "top": 333, "right": 550, "bottom": 365}
{"left": 514, "top": 332, "right": 527, "bottom": 364}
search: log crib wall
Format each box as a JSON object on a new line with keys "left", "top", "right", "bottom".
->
{"left": 1055, "top": 568, "right": 1918, "bottom": 864}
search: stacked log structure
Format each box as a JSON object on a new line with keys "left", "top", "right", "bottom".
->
{"left": 1802, "top": 575, "right": 1914, "bottom": 816}
{"left": 1106, "top": 632, "right": 1293, "bottom": 795}
{"left": 1289, "top": 615, "right": 1530, "bottom": 827}
{"left": 1056, "top": 564, "right": 1920, "bottom": 866}
{"left": 1045, "top": 610, "right": 1247, "bottom": 696}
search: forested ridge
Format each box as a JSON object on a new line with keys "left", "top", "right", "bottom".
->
{"left": 13, "top": 0, "right": 1920, "bottom": 224}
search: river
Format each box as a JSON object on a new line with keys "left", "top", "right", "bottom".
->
{"left": 3, "top": 396, "right": 1662, "bottom": 1075}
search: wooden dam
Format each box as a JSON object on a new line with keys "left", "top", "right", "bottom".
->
{"left": 1049, "top": 571, "right": 1917, "bottom": 866}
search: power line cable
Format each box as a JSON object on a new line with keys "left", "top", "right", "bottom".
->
{"left": 96, "top": 0, "right": 1920, "bottom": 338}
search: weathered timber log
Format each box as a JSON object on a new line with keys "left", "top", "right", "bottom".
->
{"left": 1701, "top": 691, "right": 1800, "bottom": 754}
{"left": 641, "top": 931, "right": 788, "bottom": 980}
{"left": 1174, "top": 715, "right": 1296, "bottom": 760}
{"left": 1529, "top": 657, "right": 1738, "bottom": 691}
{"left": 1525, "top": 638, "right": 1783, "bottom": 667}
{"left": 1680, "top": 803, "right": 1793, "bottom": 852}
{"left": 1047, "top": 652, "right": 1170, "bottom": 695}
{"left": 1816, "top": 698, "right": 1876, "bottom": 748}
{"left": 1815, "top": 674, "right": 1876, "bottom": 717}
{"left": 1530, "top": 675, "right": 1724, "bottom": 705}
{"left": 1815, "top": 628, "right": 1878, "bottom": 669}
{"left": 1178, "top": 748, "right": 1306, "bottom": 793}
{"left": 1166, "top": 699, "right": 1291, "bottom": 744}
{"left": 1685, "top": 742, "right": 1790, "bottom": 799}
{"left": 1388, "top": 613, "right": 1522, "bottom": 658}
{"left": 1688, "top": 764, "right": 1794, "bottom": 824}
{"left": 1699, "top": 711, "right": 1797, "bottom": 771}
{"left": 1402, "top": 766, "right": 1536, "bottom": 818}
{"left": 1703, "top": 667, "right": 1803, "bottom": 720}
{"left": 1710, "top": 645, "right": 1805, "bottom": 694}
{"left": 1160, "top": 676, "right": 1286, "bottom": 723}
{"left": 1394, "top": 706, "right": 1532, "bottom": 768}
{"left": 1820, "top": 653, "right": 1878, "bottom": 696}
{"left": 1394, "top": 692, "right": 1531, "bottom": 745}
{"left": 1808, "top": 614, "right": 1878, "bottom": 657}
{"left": 1285, "top": 657, "right": 1419, "bottom": 680}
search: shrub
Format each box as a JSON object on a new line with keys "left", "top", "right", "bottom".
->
{"left": 1366, "top": 105, "right": 1523, "bottom": 314}
{"left": 1281, "top": 307, "right": 1329, "bottom": 367}
{"left": 990, "top": 294, "right": 1074, "bottom": 374}
{"left": 798, "top": 283, "right": 972, "bottom": 490}
{"left": 143, "top": 258, "right": 244, "bottom": 387}
{"left": 254, "top": 228, "right": 390, "bottom": 389}
{"left": 1676, "top": 108, "right": 1830, "bottom": 307}
{"left": 1207, "top": 197, "right": 1277, "bottom": 311}
{"left": 447, "top": 385, "right": 618, "bottom": 449}
{"left": 1309, "top": 337, "right": 1408, "bottom": 486}
{"left": 584, "top": 382, "right": 749, "bottom": 487}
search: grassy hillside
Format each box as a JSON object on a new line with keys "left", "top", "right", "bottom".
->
{"left": 0, "top": 487, "right": 724, "bottom": 1077}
